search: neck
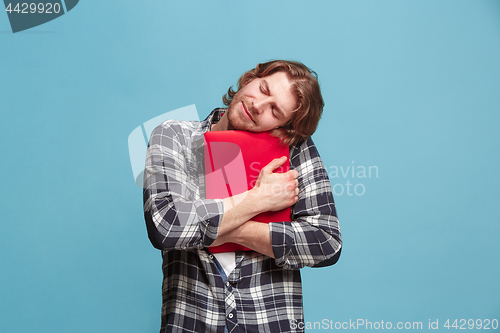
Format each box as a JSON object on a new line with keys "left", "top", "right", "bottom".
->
{"left": 211, "top": 112, "right": 229, "bottom": 131}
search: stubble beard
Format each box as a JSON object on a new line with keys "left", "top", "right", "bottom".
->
{"left": 226, "top": 94, "right": 257, "bottom": 132}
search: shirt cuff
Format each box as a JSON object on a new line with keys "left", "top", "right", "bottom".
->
{"left": 269, "top": 221, "right": 294, "bottom": 267}
{"left": 195, "top": 198, "right": 224, "bottom": 247}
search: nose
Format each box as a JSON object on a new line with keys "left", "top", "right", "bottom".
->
{"left": 252, "top": 98, "right": 269, "bottom": 115}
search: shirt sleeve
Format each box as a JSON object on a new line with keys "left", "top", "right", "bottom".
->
{"left": 269, "top": 138, "right": 342, "bottom": 269}
{"left": 143, "top": 121, "right": 224, "bottom": 251}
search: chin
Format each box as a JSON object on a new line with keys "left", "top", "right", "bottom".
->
{"left": 228, "top": 121, "right": 252, "bottom": 132}
{"left": 227, "top": 110, "right": 252, "bottom": 131}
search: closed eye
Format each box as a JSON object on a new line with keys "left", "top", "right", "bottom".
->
{"left": 260, "top": 84, "right": 269, "bottom": 95}
{"left": 272, "top": 108, "right": 279, "bottom": 118}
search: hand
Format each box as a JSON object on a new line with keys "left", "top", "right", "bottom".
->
{"left": 251, "top": 156, "right": 299, "bottom": 212}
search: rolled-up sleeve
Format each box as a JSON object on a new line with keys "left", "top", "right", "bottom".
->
{"left": 143, "top": 121, "right": 224, "bottom": 250}
{"left": 270, "top": 138, "right": 342, "bottom": 269}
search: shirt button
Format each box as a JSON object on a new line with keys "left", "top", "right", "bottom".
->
{"left": 209, "top": 254, "right": 214, "bottom": 259}
{"left": 228, "top": 313, "right": 233, "bottom": 319}
{"left": 226, "top": 281, "right": 230, "bottom": 287}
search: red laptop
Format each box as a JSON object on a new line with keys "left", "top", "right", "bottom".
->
{"left": 204, "top": 130, "right": 292, "bottom": 253}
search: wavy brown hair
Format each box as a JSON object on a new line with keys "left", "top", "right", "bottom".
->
{"left": 223, "top": 60, "right": 324, "bottom": 146}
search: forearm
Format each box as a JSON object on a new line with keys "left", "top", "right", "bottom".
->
{"left": 216, "top": 221, "right": 275, "bottom": 258}
{"left": 217, "top": 190, "right": 264, "bottom": 237}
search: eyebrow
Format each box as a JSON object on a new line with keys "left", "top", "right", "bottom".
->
{"left": 262, "top": 79, "right": 285, "bottom": 118}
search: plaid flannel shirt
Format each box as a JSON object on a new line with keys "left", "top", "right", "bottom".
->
{"left": 143, "top": 108, "right": 342, "bottom": 333}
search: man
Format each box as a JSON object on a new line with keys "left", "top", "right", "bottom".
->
{"left": 143, "top": 60, "right": 342, "bottom": 333}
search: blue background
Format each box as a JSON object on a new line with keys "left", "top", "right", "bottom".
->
{"left": 1, "top": 0, "right": 499, "bottom": 332}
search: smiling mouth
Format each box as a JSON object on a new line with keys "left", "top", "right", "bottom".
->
{"left": 242, "top": 102, "right": 255, "bottom": 122}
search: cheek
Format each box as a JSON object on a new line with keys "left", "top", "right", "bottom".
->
{"left": 261, "top": 116, "right": 281, "bottom": 130}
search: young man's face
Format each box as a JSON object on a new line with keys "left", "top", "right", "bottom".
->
{"left": 226, "top": 72, "right": 298, "bottom": 132}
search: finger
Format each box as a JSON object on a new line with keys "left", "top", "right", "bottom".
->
{"left": 287, "top": 180, "right": 298, "bottom": 193}
{"left": 286, "top": 169, "right": 299, "bottom": 179}
{"left": 264, "top": 156, "right": 287, "bottom": 173}
{"left": 285, "top": 182, "right": 296, "bottom": 193}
